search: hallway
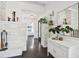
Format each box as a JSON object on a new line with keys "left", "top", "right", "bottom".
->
{"left": 22, "top": 38, "right": 48, "bottom": 58}
{"left": 12, "top": 36, "right": 53, "bottom": 58}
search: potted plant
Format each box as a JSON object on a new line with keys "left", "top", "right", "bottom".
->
{"left": 39, "top": 17, "right": 48, "bottom": 24}
{"left": 49, "top": 25, "right": 73, "bottom": 40}
{"left": 49, "top": 25, "right": 61, "bottom": 39}
{"left": 59, "top": 26, "right": 73, "bottom": 41}
{"left": 60, "top": 26, "right": 73, "bottom": 36}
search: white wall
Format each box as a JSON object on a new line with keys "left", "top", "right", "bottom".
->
{"left": 4, "top": 1, "right": 45, "bottom": 38}
{"left": 0, "top": 1, "right": 77, "bottom": 38}
{"left": 0, "top": 21, "right": 27, "bottom": 57}
{"left": 6, "top": 1, "right": 44, "bottom": 21}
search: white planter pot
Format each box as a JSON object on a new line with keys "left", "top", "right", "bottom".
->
{"left": 64, "top": 32, "right": 71, "bottom": 36}
{"left": 50, "top": 32, "right": 57, "bottom": 38}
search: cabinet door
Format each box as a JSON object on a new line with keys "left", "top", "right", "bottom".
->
{"left": 54, "top": 43, "right": 69, "bottom": 58}
{"left": 48, "top": 39, "right": 69, "bottom": 58}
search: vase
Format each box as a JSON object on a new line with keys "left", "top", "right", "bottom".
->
{"left": 50, "top": 32, "right": 58, "bottom": 39}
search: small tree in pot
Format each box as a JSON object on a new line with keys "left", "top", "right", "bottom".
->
{"left": 39, "top": 17, "right": 48, "bottom": 24}
{"left": 49, "top": 25, "right": 61, "bottom": 39}
{"left": 60, "top": 26, "right": 73, "bottom": 35}
{"left": 49, "top": 25, "right": 73, "bottom": 40}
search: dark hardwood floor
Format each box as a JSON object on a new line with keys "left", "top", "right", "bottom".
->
{"left": 11, "top": 36, "right": 55, "bottom": 58}
{"left": 12, "top": 36, "right": 49, "bottom": 58}
{"left": 22, "top": 39, "right": 48, "bottom": 58}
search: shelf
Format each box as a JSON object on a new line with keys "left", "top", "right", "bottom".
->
{"left": 0, "top": 48, "right": 8, "bottom": 51}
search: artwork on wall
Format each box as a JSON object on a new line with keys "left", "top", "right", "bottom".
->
{"left": 57, "top": 3, "right": 78, "bottom": 31}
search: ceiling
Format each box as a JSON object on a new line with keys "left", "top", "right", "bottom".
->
{"left": 32, "top": 1, "right": 49, "bottom": 5}
{"left": 26, "top": 1, "right": 77, "bottom": 6}
{"left": 27, "top": 1, "right": 50, "bottom": 6}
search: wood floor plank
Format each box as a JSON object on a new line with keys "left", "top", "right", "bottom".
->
{"left": 11, "top": 37, "right": 53, "bottom": 58}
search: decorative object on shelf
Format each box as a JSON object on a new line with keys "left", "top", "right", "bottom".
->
{"left": 12, "top": 11, "right": 16, "bottom": 22}
{"left": 16, "top": 17, "right": 19, "bottom": 22}
{"left": 59, "top": 37, "right": 63, "bottom": 41}
{"left": 0, "top": 30, "right": 8, "bottom": 51}
{"left": 8, "top": 17, "right": 11, "bottom": 21}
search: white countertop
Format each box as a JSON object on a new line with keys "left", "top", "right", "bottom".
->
{"left": 50, "top": 36, "right": 79, "bottom": 48}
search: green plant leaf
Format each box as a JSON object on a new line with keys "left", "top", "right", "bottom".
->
{"left": 49, "top": 28, "right": 55, "bottom": 34}
{"left": 66, "top": 26, "right": 73, "bottom": 31}
{"left": 49, "top": 28, "right": 53, "bottom": 32}
{"left": 65, "top": 29, "right": 70, "bottom": 33}
{"left": 39, "top": 17, "right": 48, "bottom": 24}
{"left": 69, "top": 27, "right": 74, "bottom": 31}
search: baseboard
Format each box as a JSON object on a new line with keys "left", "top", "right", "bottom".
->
{"left": 9, "top": 55, "right": 22, "bottom": 58}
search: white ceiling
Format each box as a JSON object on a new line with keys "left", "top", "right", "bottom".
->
{"left": 26, "top": 1, "right": 77, "bottom": 6}
{"left": 26, "top": 1, "right": 50, "bottom": 6}
{"left": 32, "top": 1, "right": 49, "bottom": 5}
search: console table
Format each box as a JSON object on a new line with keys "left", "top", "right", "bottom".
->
{"left": 48, "top": 36, "right": 79, "bottom": 58}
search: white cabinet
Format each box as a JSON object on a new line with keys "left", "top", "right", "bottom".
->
{"left": 48, "top": 36, "right": 79, "bottom": 58}
{"left": 41, "top": 24, "right": 48, "bottom": 48}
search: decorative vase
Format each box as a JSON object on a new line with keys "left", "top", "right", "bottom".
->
{"left": 12, "top": 11, "right": 16, "bottom": 22}
{"left": 59, "top": 37, "right": 63, "bottom": 41}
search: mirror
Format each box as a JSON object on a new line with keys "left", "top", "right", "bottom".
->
{"left": 57, "top": 3, "right": 79, "bottom": 38}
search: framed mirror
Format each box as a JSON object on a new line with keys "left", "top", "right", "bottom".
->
{"left": 57, "top": 3, "right": 79, "bottom": 38}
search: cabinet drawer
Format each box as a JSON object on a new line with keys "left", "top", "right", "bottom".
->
{"left": 53, "top": 42, "right": 68, "bottom": 52}
{"left": 48, "top": 40, "right": 69, "bottom": 58}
